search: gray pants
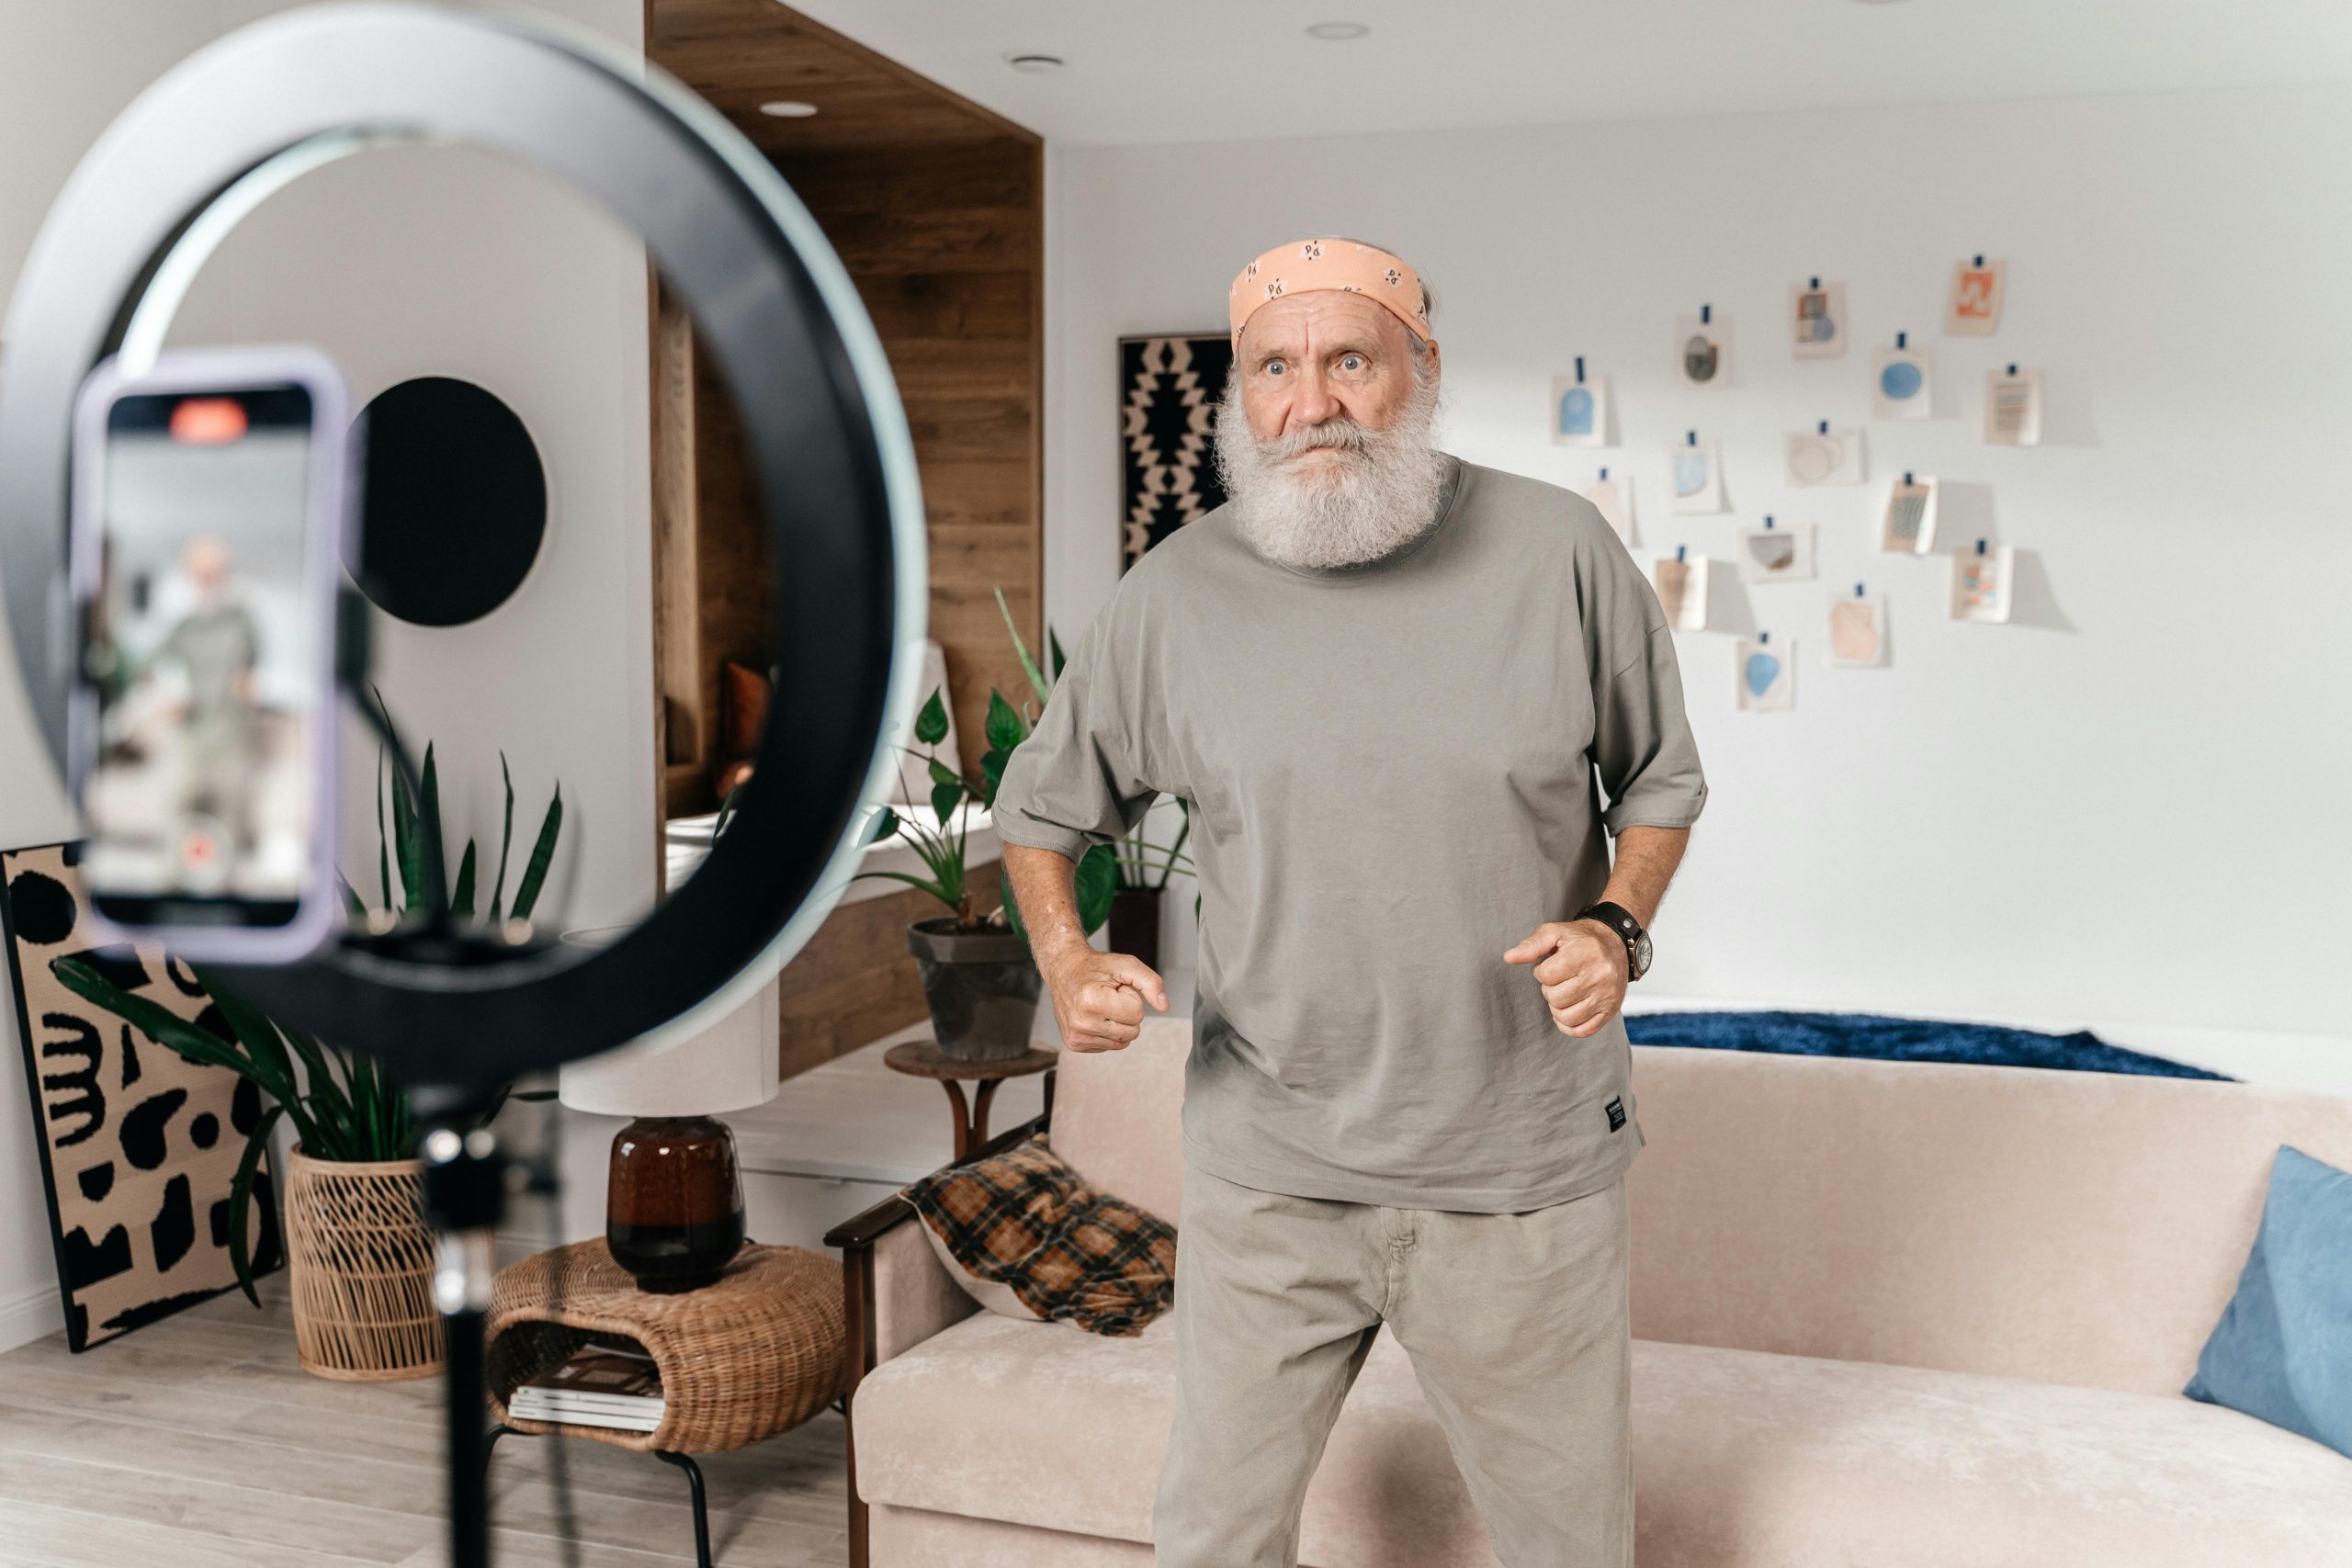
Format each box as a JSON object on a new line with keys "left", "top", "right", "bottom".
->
{"left": 1153, "top": 1160, "right": 1633, "bottom": 1567}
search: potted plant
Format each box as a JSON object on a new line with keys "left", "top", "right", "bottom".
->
{"left": 853, "top": 590, "right": 1197, "bottom": 1057}
{"left": 55, "top": 722, "right": 562, "bottom": 1380}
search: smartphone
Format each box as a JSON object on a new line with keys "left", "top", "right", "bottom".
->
{"left": 66, "top": 346, "right": 353, "bottom": 962}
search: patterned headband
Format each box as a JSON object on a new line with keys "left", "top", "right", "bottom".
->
{"left": 1227, "top": 238, "right": 1433, "bottom": 349}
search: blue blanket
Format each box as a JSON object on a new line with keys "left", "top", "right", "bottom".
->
{"left": 1623, "top": 1009, "right": 2229, "bottom": 1081}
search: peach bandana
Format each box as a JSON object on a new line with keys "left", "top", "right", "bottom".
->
{"left": 1227, "top": 238, "right": 1433, "bottom": 348}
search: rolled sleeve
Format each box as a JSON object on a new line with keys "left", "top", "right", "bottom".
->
{"left": 1594, "top": 625, "right": 1708, "bottom": 835}
{"left": 1573, "top": 495, "right": 1707, "bottom": 837}
{"left": 991, "top": 599, "right": 1161, "bottom": 861}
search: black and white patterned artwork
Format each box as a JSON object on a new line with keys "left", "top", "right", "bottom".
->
{"left": 1119, "top": 334, "right": 1233, "bottom": 570}
{"left": 3, "top": 842, "right": 283, "bottom": 1349}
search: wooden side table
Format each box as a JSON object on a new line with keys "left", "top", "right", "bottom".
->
{"left": 483, "top": 1239, "right": 852, "bottom": 1566}
{"left": 885, "top": 1040, "right": 1057, "bottom": 1161}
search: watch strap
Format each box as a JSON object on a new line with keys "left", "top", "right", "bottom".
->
{"left": 1574, "top": 901, "right": 1646, "bottom": 979}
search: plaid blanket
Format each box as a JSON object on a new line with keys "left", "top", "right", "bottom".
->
{"left": 903, "top": 1136, "right": 1176, "bottom": 1337}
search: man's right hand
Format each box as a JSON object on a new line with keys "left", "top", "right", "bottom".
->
{"left": 1040, "top": 945, "right": 1170, "bottom": 1053}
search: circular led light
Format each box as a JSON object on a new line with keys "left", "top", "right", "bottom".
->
{"left": 1004, "top": 51, "right": 1065, "bottom": 73}
{"left": 758, "top": 99, "right": 818, "bottom": 117}
{"left": 1306, "top": 21, "right": 1371, "bottom": 40}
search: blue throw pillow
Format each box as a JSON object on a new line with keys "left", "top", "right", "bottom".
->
{"left": 2183, "top": 1145, "right": 2352, "bottom": 1457}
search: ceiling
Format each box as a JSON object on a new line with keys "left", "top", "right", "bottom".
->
{"left": 651, "top": 0, "right": 1032, "bottom": 153}
{"left": 781, "top": 0, "right": 2352, "bottom": 148}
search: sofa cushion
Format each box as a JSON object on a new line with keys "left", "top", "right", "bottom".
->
{"left": 2185, "top": 1144, "right": 2352, "bottom": 1458}
{"left": 854, "top": 1313, "right": 2352, "bottom": 1567}
{"left": 901, "top": 1139, "right": 1175, "bottom": 1337}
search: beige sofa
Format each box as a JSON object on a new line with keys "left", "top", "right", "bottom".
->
{"left": 828, "top": 1015, "right": 2352, "bottom": 1566}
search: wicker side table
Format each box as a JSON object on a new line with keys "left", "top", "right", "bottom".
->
{"left": 483, "top": 1240, "right": 852, "bottom": 1564}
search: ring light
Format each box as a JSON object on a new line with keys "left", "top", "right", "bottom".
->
{"left": 0, "top": 2, "right": 931, "bottom": 1090}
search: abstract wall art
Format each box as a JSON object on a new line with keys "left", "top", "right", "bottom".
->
{"left": 3, "top": 842, "right": 283, "bottom": 1349}
{"left": 1120, "top": 333, "right": 1234, "bottom": 570}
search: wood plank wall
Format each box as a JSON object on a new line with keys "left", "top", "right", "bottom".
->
{"left": 648, "top": 1, "right": 1046, "bottom": 1075}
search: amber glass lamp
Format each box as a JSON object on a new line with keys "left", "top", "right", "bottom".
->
{"left": 558, "top": 926, "right": 779, "bottom": 1293}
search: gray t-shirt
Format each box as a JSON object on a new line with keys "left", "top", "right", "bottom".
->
{"left": 993, "top": 454, "right": 1707, "bottom": 1211}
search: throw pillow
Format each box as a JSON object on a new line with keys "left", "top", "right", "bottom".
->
{"left": 2183, "top": 1145, "right": 2352, "bottom": 1458}
{"left": 902, "top": 1136, "right": 1175, "bottom": 1337}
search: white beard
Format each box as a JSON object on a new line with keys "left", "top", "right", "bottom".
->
{"left": 1213, "top": 365, "right": 1448, "bottom": 572}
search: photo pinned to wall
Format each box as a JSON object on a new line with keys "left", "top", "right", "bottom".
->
{"left": 1789, "top": 277, "right": 1847, "bottom": 359}
{"left": 1582, "top": 468, "right": 1634, "bottom": 546}
{"left": 1985, "top": 364, "right": 2043, "bottom": 446}
{"left": 1827, "top": 586, "right": 1890, "bottom": 668}
{"left": 1950, "top": 539, "right": 2016, "bottom": 623}
{"left": 1785, "top": 421, "right": 1865, "bottom": 486}
{"left": 1872, "top": 333, "right": 1933, "bottom": 420}
{"left": 1880, "top": 471, "right": 1939, "bottom": 554}
{"left": 1736, "top": 634, "right": 1794, "bottom": 712}
{"left": 1674, "top": 306, "right": 1733, "bottom": 389}
{"left": 1550, "top": 359, "right": 1612, "bottom": 447}
{"left": 1947, "top": 254, "right": 2007, "bottom": 336}
{"left": 1737, "top": 517, "right": 1815, "bottom": 583}
{"left": 1668, "top": 432, "right": 1726, "bottom": 514}
{"left": 1653, "top": 549, "right": 1711, "bottom": 632}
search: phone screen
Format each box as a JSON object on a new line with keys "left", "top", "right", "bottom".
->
{"left": 79, "top": 383, "right": 322, "bottom": 931}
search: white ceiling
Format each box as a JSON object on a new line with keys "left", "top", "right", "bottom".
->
{"left": 786, "top": 0, "right": 2352, "bottom": 147}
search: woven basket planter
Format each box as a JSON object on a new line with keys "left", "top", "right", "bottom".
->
{"left": 285, "top": 1145, "right": 443, "bottom": 1382}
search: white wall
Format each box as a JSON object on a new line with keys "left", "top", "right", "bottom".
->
{"left": 0, "top": 0, "right": 650, "bottom": 1350}
{"left": 1046, "top": 84, "right": 2352, "bottom": 1088}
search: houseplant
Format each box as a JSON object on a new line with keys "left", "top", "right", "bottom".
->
{"left": 851, "top": 590, "right": 1194, "bottom": 1057}
{"left": 1109, "top": 797, "right": 1197, "bottom": 976}
{"left": 55, "top": 721, "right": 561, "bottom": 1379}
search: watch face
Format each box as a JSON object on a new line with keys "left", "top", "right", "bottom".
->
{"left": 1631, "top": 930, "right": 1654, "bottom": 978}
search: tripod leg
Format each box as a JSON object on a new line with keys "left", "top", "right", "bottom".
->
{"left": 653, "top": 1450, "right": 712, "bottom": 1568}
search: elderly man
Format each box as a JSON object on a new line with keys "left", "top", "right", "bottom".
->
{"left": 993, "top": 236, "right": 1707, "bottom": 1567}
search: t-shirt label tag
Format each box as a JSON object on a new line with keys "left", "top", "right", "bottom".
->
{"left": 1605, "top": 1096, "right": 1627, "bottom": 1133}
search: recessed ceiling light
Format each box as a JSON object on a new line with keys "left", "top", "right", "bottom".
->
{"left": 1004, "top": 51, "right": 1065, "bottom": 74}
{"left": 758, "top": 100, "right": 818, "bottom": 118}
{"left": 1306, "top": 21, "right": 1371, "bottom": 40}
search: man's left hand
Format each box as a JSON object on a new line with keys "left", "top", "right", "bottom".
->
{"left": 1502, "top": 919, "right": 1629, "bottom": 1039}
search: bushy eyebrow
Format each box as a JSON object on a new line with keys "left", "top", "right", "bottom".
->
{"left": 1253, "top": 337, "right": 1384, "bottom": 366}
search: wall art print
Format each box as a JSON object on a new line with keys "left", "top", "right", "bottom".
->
{"left": 4, "top": 841, "right": 283, "bottom": 1350}
{"left": 1121, "top": 333, "right": 1235, "bottom": 570}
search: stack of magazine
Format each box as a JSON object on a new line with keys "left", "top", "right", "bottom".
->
{"left": 509, "top": 1341, "right": 665, "bottom": 1432}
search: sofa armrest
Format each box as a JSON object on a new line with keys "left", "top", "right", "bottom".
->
{"left": 823, "top": 1111, "right": 1047, "bottom": 1385}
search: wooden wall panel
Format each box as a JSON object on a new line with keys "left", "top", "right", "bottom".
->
{"left": 650, "top": 1, "right": 1045, "bottom": 1068}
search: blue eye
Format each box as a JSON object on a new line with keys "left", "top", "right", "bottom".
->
{"left": 1340, "top": 354, "right": 1366, "bottom": 371}
{"left": 1264, "top": 359, "right": 1287, "bottom": 376}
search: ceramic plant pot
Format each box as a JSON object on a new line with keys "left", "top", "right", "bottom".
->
{"left": 906, "top": 916, "right": 1043, "bottom": 1062}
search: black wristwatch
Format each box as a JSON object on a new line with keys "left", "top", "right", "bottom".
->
{"left": 1574, "top": 901, "right": 1651, "bottom": 981}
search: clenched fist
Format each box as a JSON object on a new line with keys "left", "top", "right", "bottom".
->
{"left": 1041, "top": 945, "right": 1170, "bottom": 1054}
{"left": 1503, "top": 919, "right": 1629, "bottom": 1039}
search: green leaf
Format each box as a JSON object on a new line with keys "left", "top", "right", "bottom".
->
{"left": 913, "top": 686, "right": 949, "bottom": 746}
{"left": 418, "top": 742, "right": 442, "bottom": 914}
{"left": 930, "top": 774, "right": 964, "bottom": 828}
{"left": 1001, "top": 871, "right": 1027, "bottom": 943}
{"left": 490, "top": 751, "right": 516, "bottom": 924}
{"left": 225, "top": 1101, "right": 283, "bottom": 1309}
{"left": 450, "top": 840, "right": 477, "bottom": 919}
{"left": 978, "top": 747, "right": 1010, "bottom": 810}
{"left": 1048, "top": 626, "right": 1067, "bottom": 682}
{"left": 510, "top": 784, "right": 563, "bottom": 922}
{"left": 1075, "top": 841, "right": 1120, "bottom": 935}
{"left": 867, "top": 805, "right": 899, "bottom": 846}
{"left": 995, "top": 586, "right": 1052, "bottom": 709}
{"left": 375, "top": 750, "right": 390, "bottom": 910}
{"left": 983, "top": 689, "right": 1026, "bottom": 752}
{"left": 339, "top": 875, "right": 367, "bottom": 920}
{"left": 844, "top": 867, "right": 955, "bottom": 907}
{"left": 390, "top": 746, "right": 420, "bottom": 911}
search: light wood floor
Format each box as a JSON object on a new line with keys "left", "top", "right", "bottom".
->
{"left": 0, "top": 1269, "right": 850, "bottom": 1567}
